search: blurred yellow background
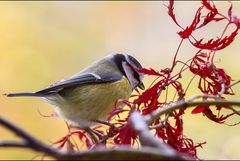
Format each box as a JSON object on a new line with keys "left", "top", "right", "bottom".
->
{"left": 0, "top": 1, "right": 239, "bottom": 160}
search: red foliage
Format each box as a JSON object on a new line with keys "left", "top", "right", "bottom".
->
{"left": 137, "top": 68, "right": 167, "bottom": 77}
{"left": 112, "top": 121, "right": 138, "bottom": 145}
{"left": 191, "top": 29, "right": 238, "bottom": 50}
{"left": 191, "top": 105, "right": 207, "bottom": 114}
{"left": 202, "top": 0, "right": 218, "bottom": 14}
{"left": 107, "top": 109, "right": 139, "bottom": 145}
{"left": 54, "top": 130, "right": 93, "bottom": 150}
{"left": 167, "top": 0, "right": 239, "bottom": 50}
{"left": 203, "top": 107, "right": 235, "bottom": 123}
{"left": 53, "top": 0, "right": 240, "bottom": 159}
{"left": 167, "top": 0, "right": 181, "bottom": 28}
{"left": 178, "top": 6, "right": 203, "bottom": 39}
{"left": 190, "top": 52, "right": 233, "bottom": 95}
{"left": 155, "top": 109, "right": 206, "bottom": 159}
{"left": 189, "top": 51, "right": 236, "bottom": 123}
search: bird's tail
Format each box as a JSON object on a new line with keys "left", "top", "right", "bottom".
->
{"left": 3, "top": 92, "right": 44, "bottom": 97}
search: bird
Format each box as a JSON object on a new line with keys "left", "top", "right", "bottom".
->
{"left": 5, "top": 53, "right": 144, "bottom": 127}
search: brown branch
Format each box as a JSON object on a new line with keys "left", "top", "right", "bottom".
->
{"left": 0, "top": 116, "right": 191, "bottom": 160}
{"left": 129, "top": 111, "right": 192, "bottom": 160}
{"left": 228, "top": 79, "right": 240, "bottom": 89}
{"left": 144, "top": 97, "right": 240, "bottom": 124}
{"left": 1, "top": 95, "right": 239, "bottom": 160}
{"left": 0, "top": 141, "right": 27, "bottom": 148}
{"left": 0, "top": 116, "right": 62, "bottom": 158}
{"left": 58, "top": 146, "right": 191, "bottom": 160}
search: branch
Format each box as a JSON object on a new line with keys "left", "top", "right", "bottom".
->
{"left": 144, "top": 97, "right": 240, "bottom": 124}
{"left": 129, "top": 111, "right": 192, "bottom": 160}
{"left": 58, "top": 146, "right": 191, "bottom": 160}
{"left": 0, "top": 141, "right": 27, "bottom": 148}
{"left": 0, "top": 116, "right": 62, "bottom": 158}
{"left": 0, "top": 116, "right": 191, "bottom": 160}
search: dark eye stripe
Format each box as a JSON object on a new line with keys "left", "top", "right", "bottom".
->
{"left": 128, "top": 55, "right": 143, "bottom": 69}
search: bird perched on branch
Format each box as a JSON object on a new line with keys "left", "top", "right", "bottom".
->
{"left": 5, "top": 53, "right": 144, "bottom": 127}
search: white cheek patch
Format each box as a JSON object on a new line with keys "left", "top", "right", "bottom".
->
{"left": 139, "top": 74, "right": 144, "bottom": 83}
{"left": 122, "top": 62, "right": 138, "bottom": 90}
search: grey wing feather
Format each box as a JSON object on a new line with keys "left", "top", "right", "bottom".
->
{"left": 36, "top": 73, "right": 122, "bottom": 94}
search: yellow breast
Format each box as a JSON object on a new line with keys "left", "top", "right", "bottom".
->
{"left": 55, "top": 76, "right": 132, "bottom": 125}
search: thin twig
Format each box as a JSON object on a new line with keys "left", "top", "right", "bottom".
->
{"left": 227, "top": 79, "right": 240, "bottom": 90}
{"left": 171, "top": 38, "right": 184, "bottom": 72}
{"left": 0, "top": 116, "right": 62, "bottom": 158}
{"left": 0, "top": 141, "right": 27, "bottom": 148}
{"left": 144, "top": 97, "right": 240, "bottom": 124}
{"left": 149, "top": 113, "right": 170, "bottom": 130}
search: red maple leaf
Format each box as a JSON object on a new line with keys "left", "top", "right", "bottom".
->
{"left": 202, "top": 0, "right": 218, "bottom": 14}
{"left": 192, "top": 105, "right": 207, "bottom": 114}
{"left": 155, "top": 109, "right": 204, "bottom": 159}
{"left": 166, "top": 0, "right": 182, "bottom": 28}
{"left": 191, "top": 28, "right": 238, "bottom": 51}
{"left": 137, "top": 68, "right": 166, "bottom": 77}
{"left": 203, "top": 108, "right": 235, "bottom": 124}
{"left": 113, "top": 121, "right": 137, "bottom": 145}
{"left": 178, "top": 6, "right": 203, "bottom": 39}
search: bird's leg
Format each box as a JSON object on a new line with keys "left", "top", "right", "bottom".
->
{"left": 92, "top": 120, "right": 117, "bottom": 142}
{"left": 93, "top": 120, "right": 115, "bottom": 129}
{"left": 91, "top": 130, "right": 108, "bottom": 144}
{"left": 82, "top": 126, "right": 99, "bottom": 144}
{"left": 84, "top": 127, "right": 111, "bottom": 145}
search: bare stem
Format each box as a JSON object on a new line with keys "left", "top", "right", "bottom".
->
{"left": 144, "top": 96, "right": 240, "bottom": 124}
{"left": 171, "top": 38, "right": 184, "bottom": 72}
{"left": 227, "top": 79, "right": 240, "bottom": 90}
{"left": 0, "top": 116, "right": 62, "bottom": 158}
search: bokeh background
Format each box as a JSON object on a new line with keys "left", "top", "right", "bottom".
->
{"left": 0, "top": 1, "right": 239, "bottom": 160}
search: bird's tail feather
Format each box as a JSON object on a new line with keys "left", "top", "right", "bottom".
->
{"left": 3, "top": 92, "right": 45, "bottom": 97}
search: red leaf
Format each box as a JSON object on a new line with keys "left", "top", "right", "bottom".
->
{"left": 231, "top": 16, "right": 240, "bottom": 29}
{"left": 113, "top": 122, "right": 137, "bottom": 145}
{"left": 71, "top": 131, "right": 94, "bottom": 149}
{"left": 134, "top": 81, "right": 160, "bottom": 106}
{"left": 142, "top": 95, "right": 160, "bottom": 115}
{"left": 197, "top": 12, "right": 224, "bottom": 29}
{"left": 191, "top": 28, "right": 238, "bottom": 50}
{"left": 228, "top": 3, "right": 233, "bottom": 19}
{"left": 190, "top": 53, "right": 233, "bottom": 95}
{"left": 178, "top": 6, "right": 203, "bottom": 39}
{"left": 192, "top": 105, "right": 208, "bottom": 114}
{"left": 116, "top": 99, "right": 133, "bottom": 108}
{"left": 107, "top": 107, "right": 129, "bottom": 122}
{"left": 167, "top": 0, "right": 182, "bottom": 28}
{"left": 137, "top": 68, "right": 165, "bottom": 77}
{"left": 202, "top": 0, "right": 218, "bottom": 14}
{"left": 58, "top": 137, "right": 68, "bottom": 148}
{"left": 203, "top": 108, "right": 235, "bottom": 124}
{"left": 170, "top": 80, "right": 185, "bottom": 100}
{"left": 227, "top": 2, "right": 240, "bottom": 28}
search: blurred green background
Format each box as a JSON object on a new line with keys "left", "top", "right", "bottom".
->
{"left": 0, "top": 1, "right": 239, "bottom": 160}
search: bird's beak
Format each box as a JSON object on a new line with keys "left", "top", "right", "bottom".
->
{"left": 138, "top": 82, "right": 145, "bottom": 90}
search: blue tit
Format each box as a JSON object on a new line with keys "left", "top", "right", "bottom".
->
{"left": 5, "top": 53, "right": 144, "bottom": 127}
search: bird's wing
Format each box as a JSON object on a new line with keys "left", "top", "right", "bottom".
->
{"left": 36, "top": 73, "right": 122, "bottom": 94}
